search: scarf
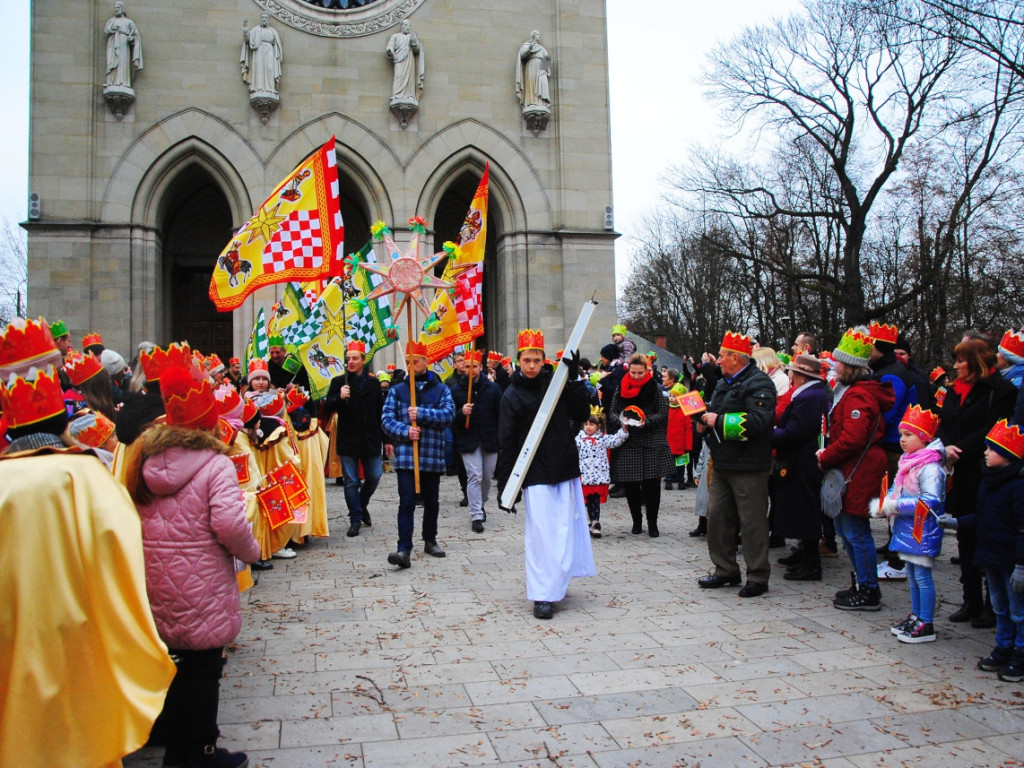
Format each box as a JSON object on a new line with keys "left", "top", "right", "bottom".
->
{"left": 620, "top": 370, "right": 652, "bottom": 399}
{"left": 952, "top": 376, "right": 974, "bottom": 405}
{"left": 894, "top": 447, "right": 943, "bottom": 494}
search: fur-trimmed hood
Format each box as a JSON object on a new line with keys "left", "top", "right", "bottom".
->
{"left": 138, "top": 424, "right": 228, "bottom": 498}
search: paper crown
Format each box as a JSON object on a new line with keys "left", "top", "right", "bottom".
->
{"left": 241, "top": 398, "right": 259, "bottom": 424}
{"left": 929, "top": 366, "right": 946, "bottom": 383}
{"left": 63, "top": 351, "right": 105, "bottom": 386}
{"left": 0, "top": 317, "right": 61, "bottom": 377}
{"left": 347, "top": 340, "right": 366, "bottom": 354}
{"left": 589, "top": 404, "right": 604, "bottom": 419}
{"left": 899, "top": 404, "right": 940, "bottom": 443}
{"left": 518, "top": 328, "right": 544, "bottom": 351}
{"left": 612, "top": 324, "right": 627, "bottom": 336}
{"left": 487, "top": 351, "right": 503, "bottom": 363}
{"left": 228, "top": 357, "right": 240, "bottom": 366}
{"left": 257, "top": 390, "right": 286, "bottom": 417}
{"left": 647, "top": 350, "right": 658, "bottom": 362}
{"left": 285, "top": 386, "right": 309, "bottom": 412}
{"left": 720, "top": 331, "right": 754, "bottom": 356}
{"left": 464, "top": 350, "right": 483, "bottom": 364}
{"left": 204, "top": 353, "right": 225, "bottom": 374}
{"left": 406, "top": 340, "right": 427, "bottom": 359}
{"left": 0, "top": 366, "right": 66, "bottom": 428}
{"left": 832, "top": 329, "right": 873, "bottom": 367}
{"left": 502, "top": 356, "right": 511, "bottom": 365}
{"left": 69, "top": 410, "right": 116, "bottom": 448}
{"left": 247, "top": 358, "right": 271, "bottom": 382}
{"left": 556, "top": 349, "right": 565, "bottom": 360}
{"left": 49, "top": 320, "right": 69, "bottom": 339}
{"left": 82, "top": 332, "right": 103, "bottom": 349}
{"left": 869, "top": 322, "right": 899, "bottom": 345}
{"left": 386, "top": 362, "right": 396, "bottom": 371}
{"left": 161, "top": 366, "right": 219, "bottom": 430}
{"left": 998, "top": 329, "right": 1024, "bottom": 360}
{"left": 986, "top": 419, "right": 1024, "bottom": 460}
{"left": 140, "top": 343, "right": 192, "bottom": 383}
{"left": 267, "top": 335, "right": 286, "bottom": 349}
{"left": 935, "top": 386, "right": 947, "bottom": 408}
{"left": 213, "top": 383, "right": 242, "bottom": 415}
{"left": 622, "top": 405, "right": 646, "bottom": 423}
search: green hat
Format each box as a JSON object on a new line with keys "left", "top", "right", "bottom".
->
{"left": 268, "top": 334, "right": 286, "bottom": 349}
{"left": 832, "top": 329, "right": 873, "bottom": 368}
{"left": 612, "top": 324, "right": 627, "bottom": 336}
{"left": 50, "top": 319, "right": 69, "bottom": 339}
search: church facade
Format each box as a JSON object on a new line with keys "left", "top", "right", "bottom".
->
{"left": 26, "top": 0, "right": 617, "bottom": 363}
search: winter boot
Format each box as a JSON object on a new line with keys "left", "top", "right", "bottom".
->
{"left": 784, "top": 539, "right": 821, "bottom": 581}
{"left": 998, "top": 648, "right": 1024, "bottom": 682}
{"left": 835, "top": 571, "right": 858, "bottom": 601}
{"left": 647, "top": 512, "right": 659, "bottom": 538}
{"left": 834, "top": 583, "right": 882, "bottom": 611}
{"left": 186, "top": 745, "right": 248, "bottom": 768}
{"left": 688, "top": 516, "right": 707, "bottom": 537}
{"left": 629, "top": 506, "right": 643, "bottom": 535}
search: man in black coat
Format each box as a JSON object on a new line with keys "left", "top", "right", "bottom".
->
{"left": 323, "top": 341, "right": 391, "bottom": 538}
{"left": 696, "top": 332, "right": 777, "bottom": 598}
{"left": 268, "top": 337, "right": 311, "bottom": 391}
{"left": 450, "top": 351, "right": 503, "bottom": 533}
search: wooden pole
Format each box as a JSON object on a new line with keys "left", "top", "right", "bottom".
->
{"left": 406, "top": 301, "right": 420, "bottom": 493}
{"left": 464, "top": 340, "right": 476, "bottom": 429}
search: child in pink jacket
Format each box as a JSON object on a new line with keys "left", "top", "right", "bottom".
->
{"left": 128, "top": 365, "right": 260, "bottom": 768}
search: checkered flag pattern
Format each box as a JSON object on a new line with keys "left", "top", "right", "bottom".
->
{"left": 454, "top": 264, "right": 483, "bottom": 333}
{"left": 262, "top": 211, "right": 322, "bottom": 272}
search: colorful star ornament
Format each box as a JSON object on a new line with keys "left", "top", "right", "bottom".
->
{"left": 358, "top": 219, "right": 453, "bottom": 317}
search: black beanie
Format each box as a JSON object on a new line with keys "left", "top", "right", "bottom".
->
{"left": 600, "top": 343, "right": 620, "bottom": 362}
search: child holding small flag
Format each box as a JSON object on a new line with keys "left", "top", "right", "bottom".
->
{"left": 871, "top": 405, "right": 946, "bottom": 643}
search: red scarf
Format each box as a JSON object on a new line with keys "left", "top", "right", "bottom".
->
{"left": 952, "top": 377, "right": 974, "bottom": 405}
{"left": 620, "top": 371, "right": 652, "bottom": 399}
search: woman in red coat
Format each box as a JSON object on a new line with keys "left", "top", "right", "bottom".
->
{"left": 818, "top": 330, "right": 895, "bottom": 611}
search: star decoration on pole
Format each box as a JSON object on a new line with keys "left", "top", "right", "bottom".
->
{"left": 359, "top": 219, "right": 453, "bottom": 316}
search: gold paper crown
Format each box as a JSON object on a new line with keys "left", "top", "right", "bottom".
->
{"left": 0, "top": 366, "right": 66, "bottom": 428}
{"left": 213, "top": 383, "right": 242, "bottom": 415}
{"left": 347, "top": 340, "right": 367, "bottom": 354}
{"left": 589, "top": 404, "right": 604, "bottom": 419}
{"left": 899, "top": 404, "right": 940, "bottom": 442}
{"left": 999, "top": 329, "right": 1024, "bottom": 359}
{"left": 81, "top": 332, "right": 103, "bottom": 349}
{"left": 161, "top": 366, "right": 218, "bottom": 430}
{"left": 406, "top": 340, "right": 428, "bottom": 359}
{"left": 721, "top": 330, "right": 753, "bottom": 356}
{"left": 63, "top": 351, "right": 105, "bottom": 386}
{"left": 986, "top": 419, "right": 1024, "bottom": 459}
{"left": 285, "top": 386, "right": 309, "bottom": 412}
{"left": 0, "top": 317, "right": 61, "bottom": 375}
{"left": 464, "top": 349, "right": 483, "bottom": 363}
{"left": 140, "top": 342, "right": 192, "bottom": 382}
{"left": 869, "top": 322, "right": 899, "bottom": 345}
{"left": 518, "top": 328, "right": 544, "bottom": 351}
{"left": 70, "top": 411, "right": 116, "bottom": 448}
{"left": 612, "top": 324, "right": 627, "bottom": 335}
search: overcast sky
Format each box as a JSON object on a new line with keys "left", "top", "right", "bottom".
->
{"left": 2, "top": 1, "right": 804, "bottom": 284}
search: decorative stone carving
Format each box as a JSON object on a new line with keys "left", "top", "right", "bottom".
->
{"left": 251, "top": 0, "right": 426, "bottom": 39}
{"left": 516, "top": 30, "right": 551, "bottom": 133}
{"left": 103, "top": 2, "right": 143, "bottom": 120}
{"left": 386, "top": 20, "right": 424, "bottom": 129}
{"left": 241, "top": 13, "right": 283, "bottom": 124}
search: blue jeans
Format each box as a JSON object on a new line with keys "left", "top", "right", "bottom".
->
{"left": 834, "top": 513, "right": 878, "bottom": 588}
{"left": 341, "top": 454, "right": 382, "bottom": 524}
{"left": 907, "top": 562, "right": 935, "bottom": 623}
{"left": 986, "top": 566, "right": 1024, "bottom": 650}
{"left": 395, "top": 469, "right": 440, "bottom": 552}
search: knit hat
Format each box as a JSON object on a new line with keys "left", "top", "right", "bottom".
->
{"left": 600, "top": 343, "right": 620, "bottom": 362}
{"left": 831, "top": 329, "right": 873, "bottom": 368}
{"left": 247, "top": 359, "right": 271, "bottom": 384}
{"left": 100, "top": 349, "right": 126, "bottom": 377}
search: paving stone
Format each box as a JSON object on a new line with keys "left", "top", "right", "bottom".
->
{"left": 601, "top": 707, "right": 759, "bottom": 749}
{"left": 534, "top": 687, "right": 700, "bottom": 726}
{"left": 362, "top": 731, "right": 498, "bottom": 767}
{"left": 735, "top": 692, "right": 891, "bottom": 729}
{"left": 487, "top": 722, "right": 619, "bottom": 763}
{"left": 464, "top": 675, "right": 582, "bottom": 705}
{"left": 869, "top": 708, "right": 1001, "bottom": 747}
{"left": 845, "top": 737, "right": 1017, "bottom": 767}
{"left": 279, "top": 712, "right": 397, "bottom": 748}
{"left": 740, "top": 719, "right": 908, "bottom": 764}
{"left": 393, "top": 701, "right": 545, "bottom": 739}
{"left": 588, "top": 735, "right": 773, "bottom": 768}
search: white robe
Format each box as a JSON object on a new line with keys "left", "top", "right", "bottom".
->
{"left": 523, "top": 478, "right": 596, "bottom": 601}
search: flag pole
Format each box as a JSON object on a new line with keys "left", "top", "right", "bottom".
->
{"left": 406, "top": 301, "right": 420, "bottom": 493}
{"left": 464, "top": 340, "right": 476, "bottom": 429}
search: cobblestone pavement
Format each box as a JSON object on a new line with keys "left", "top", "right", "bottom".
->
{"left": 125, "top": 474, "right": 1024, "bottom": 767}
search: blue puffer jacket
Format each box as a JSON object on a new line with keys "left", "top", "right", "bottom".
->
{"left": 887, "top": 441, "right": 946, "bottom": 559}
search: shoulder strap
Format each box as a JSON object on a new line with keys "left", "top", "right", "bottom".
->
{"left": 845, "top": 410, "right": 882, "bottom": 482}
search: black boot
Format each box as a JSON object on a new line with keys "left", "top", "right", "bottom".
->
{"left": 629, "top": 507, "right": 643, "bottom": 535}
{"left": 647, "top": 512, "right": 659, "bottom": 538}
{"left": 689, "top": 517, "right": 707, "bottom": 537}
{"left": 785, "top": 539, "right": 822, "bottom": 581}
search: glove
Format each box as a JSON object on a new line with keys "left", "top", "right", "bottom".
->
{"left": 1011, "top": 564, "right": 1024, "bottom": 594}
{"left": 936, "top": 513, "right": 958, "bottom": 531}
{"left": 563, "top": 349, "right": 580, "bottom": 380}
{"left": 881, "top": 497, "right": 898, "bottom": 519}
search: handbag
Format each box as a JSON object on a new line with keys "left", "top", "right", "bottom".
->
{"left": 820, "top": 411, "right": 881, "bottom": 519}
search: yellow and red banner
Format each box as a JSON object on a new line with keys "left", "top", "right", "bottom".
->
{"left": 420, "top": 164, "right": 489, "bottom": 362}
{"left": 210, "top": 137, "right": 344, "bottom": 311}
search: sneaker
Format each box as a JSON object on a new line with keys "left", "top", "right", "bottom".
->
{"left": 271, "top": 547, "right": 296, "bottom": 560}
{"left": 877, "top": 562, "right": 907, "bottom": 580}
{"left": 834, "top": 584, "right": 882, "bottom": 611}
{"left": 187, "top": 745, "right": 248, "bottom": 768}
{"left": 250, "top": 559, "right": 273, "bottom": 572}
{"left": 835, "top": 572, "right": 858, "bottom": 601}
{"left": 891, "top": 613, "right": 918, "bottom": 636}
{"left": 979, "top": 646, "right": 1014, "bottom": 671}
{"left": 897, "top": 620, "right": 935, "bottom": 644}
{"left": 998, "top": 650, "right": 1024, "bottom": 682}
{"left": 589, "top": 520, "right": 602, "bottom": 539}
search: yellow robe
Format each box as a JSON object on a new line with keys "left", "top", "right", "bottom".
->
{"left": 292, "top": 417, "right": 329, "bottom": 541}
{"left": 0, "top": 449, "right": 176, "bottom": 768}
{"left": 222, "top": 427, "right": 262, "bottom": 588}
{"left": 251, "top": 423, "right": 300, "bottom": 554}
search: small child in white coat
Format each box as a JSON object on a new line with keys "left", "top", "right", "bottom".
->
{"left": 576, "top": 407, "right": 628, "bottom": 538}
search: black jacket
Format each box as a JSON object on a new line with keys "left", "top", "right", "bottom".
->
{"left": 323, "top": 370, "right": 387, "bottom": 457}
{"left": 958, "top": 461, "right": 1024, "bottom": 571}
{"left": 495, "top": 367, "right": 591, "bottom": 490}
{"left": 704, "top": 362, "right": 776, "bottom": 472}
{"left": 449, "top": 373, "right": 502, "bottom": 454}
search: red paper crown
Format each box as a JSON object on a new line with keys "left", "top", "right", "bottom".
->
{"left": 205, "top": 354, "right": 225, "bottom": 373}
{"left": 0, "top": 366, "right": 66, "bottom": 428}
{"left": 0, "top": 317, "right": 61, "bottom": 374}
{"left": 63, "top": 351, "right": 105, "bottom": 386}
{"left": 82, "top": 332, "right": 103, "bottom": 349}
{"left": 986, "top": 419, "right": 1024, "bottom": 459}
{"left": 213, "top": 383, "right": 242, "bottom": 414}
{"left": 386, "top": 363, "right": 396, "bottom": 371}
{"left": 160, "top": 366, "right": 218, "bottom": 430}
{"left": 285, "top": 387, "right": 309, "bottom": 412}
{"left": 406, "top": 340, "right": 428, "bottom": 359}
{"left": 465, "top": 350, "right": 483, "bottom": 364}
{"left": 721, "top": 331, "right": 753, "bottom": 356}
{"left": 869, "top": 322, "right": 899, "bottom": 345}
{"left": 241, "top": 399, "right": 259, "bottom": 424}
{"left": 999, "top": 329, "right": 1024, "bottom": 359}
{"left": 622, "top": 405, "right": 646, "bottom": 422}
{"left": 487, "top": 351, "right": 502, "bottom": 363}
{"left": 228, "top": 357, "right": 240, "bottom": 366}
{"left": 140, "top": 342, "right": 192, "bottom": 383}
{"left": 71, "top": 411, "right": 116, "bottom": 448}
{"left": 556, "top": 349, "right": 565, "bottom": 360}
{"left": 247, "top": 358, "right": 270, "bottom": 382}
{"left": 518, "top": 328, "right": 544, "bottom": 351}
{"left": 502, "top": 356, "right": 511, "bottom": 365}
{"left": 929, "top": 366, "right": 946, "bottom": 383}
{"left": 899, "top": 404, "right": 940, "bottom": 443}
{"left": 258, "top": 390, "right": 286, "bottom": 417}
{"left": 347, "top": 340, "right": 367, "bottom": 354}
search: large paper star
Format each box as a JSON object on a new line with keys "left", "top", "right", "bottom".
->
{"left": 360, "top": 233, "right": 453, "bottom": 316}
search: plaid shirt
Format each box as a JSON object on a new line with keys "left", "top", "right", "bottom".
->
{"left": 382, "top": 372, "right": 455, "bottom": 473}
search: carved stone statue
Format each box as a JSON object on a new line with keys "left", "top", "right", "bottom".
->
{"left": 240, "top": 13, "right": 283, "bottom": 124}
{"left": 103, "top": 2, "right": 143, "bottom": 120}
{"left": 385, "top": 20, "right": 424, "bottom": 129}
{"left": 515, "top": 30, "right": 551, "bottom": 132}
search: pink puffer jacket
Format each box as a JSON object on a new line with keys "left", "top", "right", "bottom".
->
{"left": 135, "top": 424, "right": 260, "bottom": 651}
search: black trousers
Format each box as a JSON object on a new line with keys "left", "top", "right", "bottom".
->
{"left": 160, "top": 647, "right": 226, "bottom": 753}
{"left": 624, "top": 479, "right": 661, "bottom": 523}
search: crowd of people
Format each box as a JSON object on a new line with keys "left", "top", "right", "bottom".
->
{"left": 3, "top": 314, "right": 1024, "bottom": 767}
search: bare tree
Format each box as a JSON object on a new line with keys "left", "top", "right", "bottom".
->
{"left": 0, "top": 220, "right": 27, "bottom": 325}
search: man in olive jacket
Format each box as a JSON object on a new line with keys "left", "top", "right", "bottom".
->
{"left": 696, "top": 332, "right": 777, "bottom": 597}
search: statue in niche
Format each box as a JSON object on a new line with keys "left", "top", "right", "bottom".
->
{"left": 103, "top": 2, "right": 143, "bottom": 120}
{"left": 241, "top": 13, "right": 283, "bottom": 124}
{"left": 515, "top": 30, "right": 551, "bottom": 132}
{"left": 386, "top": 20, "right": 424, "bottom": 129}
